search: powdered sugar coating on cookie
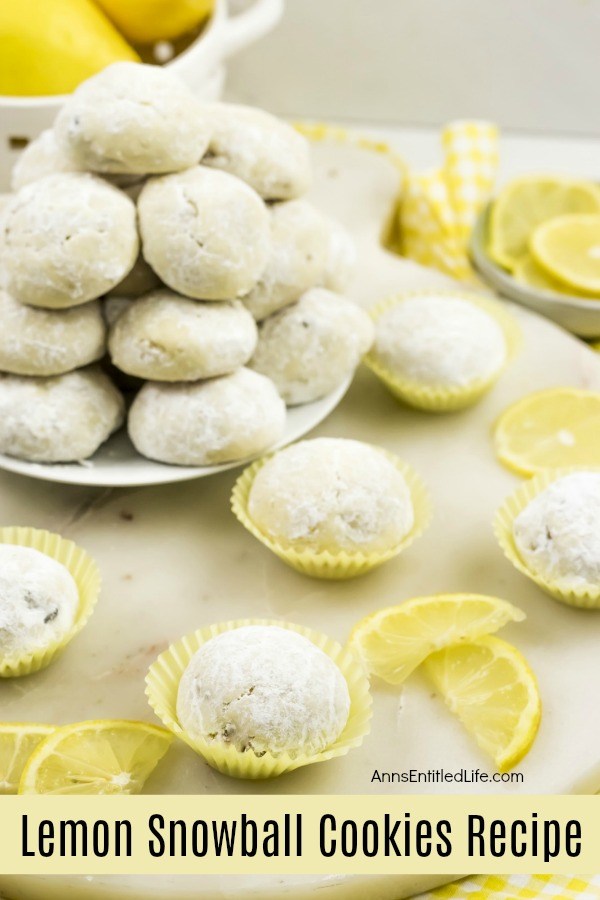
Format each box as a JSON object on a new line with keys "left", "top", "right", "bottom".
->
{"left": 202, "top": 104, "right": 311, "bottom": 200}
{"left": 177, "top": 625, "right": 350, "bottom": 756}
{"left": 109, "top": 290, "right": 257, "bottom": 381}
{"left": 243, "top": 200, "right": 330, "bottom": 321}
{"left": 0, "top": 366, "right": 124, "bottom": 462}
{"left": 54, "top": 62, "right": 211, "bottom": 175}
{"left": 513, "top": 472, "right": 600, "bottom": 592}
{"left": 0, "top": 291, "right": 105, "bottom": 376}
{"left": 0, "top": 545, "right": 79, "bottom": 660}
{"left": 248, "top": 437, "right": 414, "bottom": 554}
{"left": 138, "top": 166, "right": 270, "bottom": 301}
{"left": 373, "top": 295, "right": 507, "bottom": 387}
{"left": 2, "top": 173, "right": 138, "bottom": 309}
{"left": 128, "top": 368, "right": 285, "bottom": 466}
{"left": 250, "top": 288, "right": 374, "bottom": 405}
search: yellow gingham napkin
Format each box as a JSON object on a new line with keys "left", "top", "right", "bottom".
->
{"left": 395, "top": 120, "right": 499, "bottom": 280}
{"left": 416, "top": 874, "right": 600, "bottom": 899}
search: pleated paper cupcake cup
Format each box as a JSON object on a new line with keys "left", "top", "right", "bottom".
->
{"left": 231, "top": 447, "right": 432, "bottom": 580}
{"left": 493, "top": 468, "right": 600, "bottom": 609}
{"left": 0, "top": 526, "right": 101, "bottom": 677}
{"left": 364, "top": 289, "right": 521, "bottom": 413}
{"left": 145, "top": 618, "right": 373, "bottom": 780}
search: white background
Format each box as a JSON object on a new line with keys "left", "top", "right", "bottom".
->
{"left": 226, "top": 0, "right": 600, "bottom": 136}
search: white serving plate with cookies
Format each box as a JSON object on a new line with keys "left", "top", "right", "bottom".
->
{"left": 2, "top": 139, "right": 600, "bottom": 900}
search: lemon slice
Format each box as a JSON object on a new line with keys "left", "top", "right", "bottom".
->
{"left": 19, "top": 720, "right": 172, "bottom": 795}
{"left": 530, "top": 214, "right": 600, "bottom": 295}
{"left": 513, "top": 253, "right": 587, "bottom": 297}
{"left": 0, "top": 724, "right": 56, "bottom": 794}
{"left": 349, "top": 594, "right": 525, "bottom": 685}
{"left": 487, "top": 176, "right": 600, "bottom": 272}
{"left": 424, "top": 635, "right": 541, "bottom": 771}
{"left": 494, "top": 388, "right": 600, "bottom": 476}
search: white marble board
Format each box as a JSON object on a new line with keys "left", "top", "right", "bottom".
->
{"left": 1, "top": 140, "right": 599, "bottom": 900}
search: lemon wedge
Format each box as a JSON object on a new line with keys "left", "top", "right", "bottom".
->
{"left": 424, "top": 636, "right": 541, "bottom": 772}
{"left": 19, "top": 720, "right": 172, "bottom": 795}
{"left": 530, "top": 214, "right": 600, "bottom": 296}
{"left": 349, "top": 594, "right": 525, "bottom": 686}
{"left": 487, "top": 176, "right": 600, "bottom": 272}
{"left": 0, "top": 724, "right": 55, "bottom": 794}
{"left": 494, "top": 388, "right": 600, "bottom": 476}
{"left": 513, "top": 253, "right": 587, "bottom": 297}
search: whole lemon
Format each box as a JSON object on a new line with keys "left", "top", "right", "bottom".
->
{"left": 94, "top": 0, "right": 214, "bottom": 45}
{"left": 0, "top": 0, "right": 140, "bottom": 96}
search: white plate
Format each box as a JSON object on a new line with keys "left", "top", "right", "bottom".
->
{"left": 470, "top": 205, "right": 600, "bottom": 339}
{"left": 0, "top": 377, "right": 352, "bottom": 487}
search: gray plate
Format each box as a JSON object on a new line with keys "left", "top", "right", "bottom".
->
{"left": 470, "top": 205, "right": 600, "bottom": 339}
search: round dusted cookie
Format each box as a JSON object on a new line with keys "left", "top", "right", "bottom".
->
{"left": 202, "top": 104, "right": 311, "bottom": 200}
{"left": 54, "top": 62, "right": 211, "bottom": 175}
{"left": 248, "top": 438, "right": 415, "bottom": 555}
{"left": 372, "top": 295, "right": 507, "bottom": 388}
{"left": 138, "top": 167, "right": 270, "bottom": 300}
{"left": 250, "top": 288, "right": 374, "bottom": 405}
{"left": 0, "top": 290, "right": 105, "bottom": 376}
{"left": 109, "top": 290, "right": 258, "bottom": 381}
{"left": 0, "top": 367, "right": 124, "bottom": 462}
{"left": 128, "top": 368, "right": 285, "bottom": 466}
{"left": 243, "top": 200, "right": 330, "bottom": 321}
{"left": 2, "top": 173, "right": 138, "bottom": 309}
{"left": 11, "top": 129, "right": 80, "bottom": 191}
{"left": 177, "top": 625, "right": 350, "bottom": 756}
{"left": 0, "top": 545, "right": 79, "bottom": 660}
{"left": 513, "top": 472, "right": 600, "bottom": 593}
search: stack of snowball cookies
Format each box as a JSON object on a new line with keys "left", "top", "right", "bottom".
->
{"left": 0, "top": 62, "right": 373, "bottom": 466}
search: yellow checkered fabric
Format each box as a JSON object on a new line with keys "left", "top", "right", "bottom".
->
{"left": 416, "top": 874, "right": 600, "bottom": 899}
{"left": 397, "top": 120, "right": 498, "bottom": 281}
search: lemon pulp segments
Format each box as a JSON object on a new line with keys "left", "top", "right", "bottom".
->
{"left": 0, "top": 724, "right": 55, "bottom": 794}
{"left": 424, "top": 635, "right": 541, "bottom": 772}
{"left": 494, "top": 388, "right": 600, "bottom": 476}
{"left": 530, "top": 214, "right": 600, "bottom": 295}
{"left": 487, "top": 176, "right": 600, "bottom": 272}
{"left": 349, "top": 594, "right": 525, "bottom": 685}
{"left": 513, "top": 253, "right": 586, "bottom": 297}
{"left": 19, "top": 720, "right": 172, "bottom": 795}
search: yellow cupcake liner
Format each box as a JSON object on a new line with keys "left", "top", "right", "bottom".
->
{"left": 231, "top": 446, "right": 432, "bottom": 580}
{"left": 0, "top": 526, "right": 101, "bottom": 677}
{"left": 493, "top": 467, "right": 600, "bottom": 609}
{"left": 145, "top": 618, "right": 372, "bottom": 780}
{"left": 364, "top": 289, "right": 522, "bottom": 413}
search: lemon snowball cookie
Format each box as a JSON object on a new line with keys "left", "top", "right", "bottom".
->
{"left": 10, "top": 129, "right": 80, "bottom": 191}
{"left": 0, "top": 367, "right": 124, "bottom": 463}
{"left": 243, "top": 200, "right": 331, "bottom": 321}
{"left": 54, "top": 62, "right": 210, "bottom": 175}
{"left": 128, "top": 368, "right": 285, "bottom": 466}
{"left": 138, "top": 166, "right": 270, "bottom": 301}
{"left": 373, "top": 295, "right": 507, "bottom": 387}
{"left": 0, "top": 546, "right": 79, "bottom": 661}
{"left": 108, "top": 290, "right": 258, "bottom": 382}
{"left": 202, "top": 104, "right": 311, "bottom": 200}
{"left": 176, "top": 626, "right": 350, "bottom": 756}
{"left": 0, "top": 291, "right": 105, "bottom": 376}
{"left": 250, "top": 288, "right": 374, "bottom": 405}
{"left": 248, "top": 438, "right": 415, "bottom": 554}
{"left": 2, "top": 173, "right": 138, "bottom": 309}
{"left": 513, "top": 472, "right": 600, "bottom": 592}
